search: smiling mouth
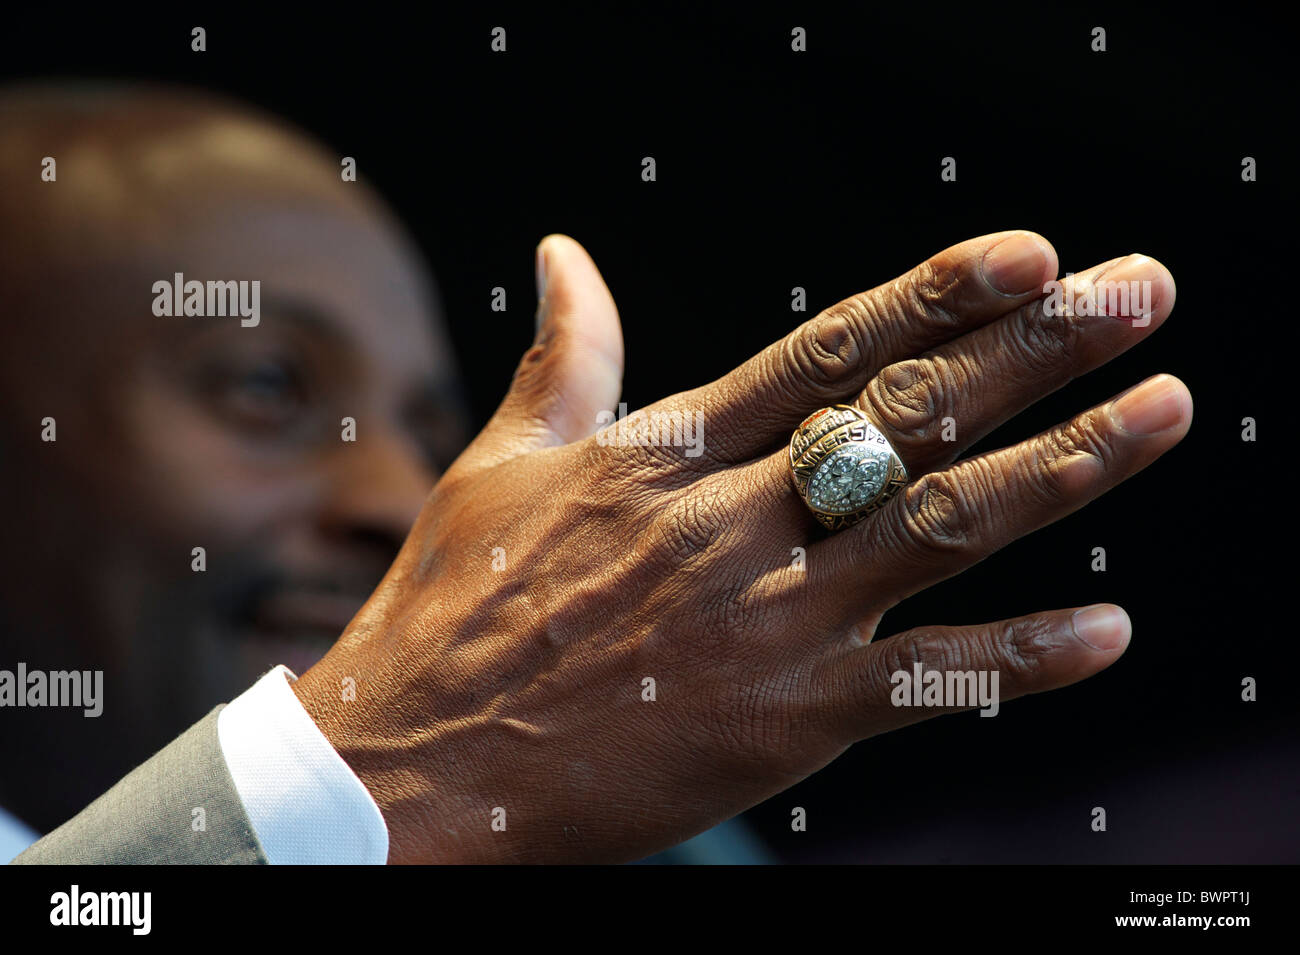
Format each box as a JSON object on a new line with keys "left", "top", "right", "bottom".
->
{"left": 240, "top": 589, "right": 371, "bottom": 675}
{"left": 252, "top": 589, "right": 368, "bottom": 635}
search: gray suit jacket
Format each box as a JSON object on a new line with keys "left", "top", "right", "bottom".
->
{"left": 12, "top": 706, "right": 268, "bottom": 864}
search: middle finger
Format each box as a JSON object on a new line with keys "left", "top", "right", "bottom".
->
{"left": 855, "top": 251, "right": 1176, "bottom": 477}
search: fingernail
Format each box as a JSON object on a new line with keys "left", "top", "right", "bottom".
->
{"left": 982, "top": 233, "right": 1050, "bottom": 295}
{"left": 1109, "top": 374, "right": 1189, "bottom": 435}
{"left": 1094, "top": 253, "right": 1164, "bottom": 319}
{"left": 1071, "top": 604, "right": 1131, "bottom": 651}
{"left": 535, "top": 241, "right": 549, "bottom": 301}
{"left": 535, "top": 241, "right": 550, "bottom": 334}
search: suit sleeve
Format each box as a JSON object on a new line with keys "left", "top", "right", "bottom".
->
{"left": 10, "top": 705, "right": 268, "bottom": 864}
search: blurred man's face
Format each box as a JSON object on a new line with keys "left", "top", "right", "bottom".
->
{"left": 95, "top": 195, "right": 468, "bottom": 684}
{"left": 0, "top": 110, "right": 469, "bottom": 780}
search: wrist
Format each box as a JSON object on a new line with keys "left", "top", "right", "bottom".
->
{"left": 289, "top": 657, "right": 504, "bottom": 864}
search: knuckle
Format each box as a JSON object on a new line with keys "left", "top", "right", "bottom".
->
{"left": 1010, "top": 301, "right": 1081, "bottom": 376}
{"left": 651, "top": 485, "right": 730, "bottom": 564}
{"left": 583, "top": 436, "right": 660, "bottom": 494}
{"left": 897, "top": 260, "right": 964, "bottom": 331}
{"left": 589, "top": 406, "right": 703, "bottom": 486}
{"left": 572, "top": 457, "right": 651, "bottom": 523}
{"left": 878, "top": 631, "right": 949, "bottom": 679}
{"left": 784, "top": 306, "right": 870, "bottom": 392}
{"left": 989, "top": 616, "right": 1058, "bottom": 683}
{"left": 870, "top": 630, "right": 972, "bottom": 700}
{"left": 872, "top": 616, "right": 1056, "bottom": 708}
{"left": 1049, "top": 415, "right": 1112, "bottom": 464}
{"left": 866, "top": 357, "right": 953, "bottom": 439}
{"left": 633, "top": 438, "right": 696, "bottom": 473}
{"left": 1031, "top": 414, "right": 1115, "bottom": 498}
{"left": 898, "top": 470, "right": 974, "bottom": 554}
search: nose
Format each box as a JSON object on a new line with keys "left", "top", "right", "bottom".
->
{"left": 317, "top": 423, "right": 435, "bottom": 556}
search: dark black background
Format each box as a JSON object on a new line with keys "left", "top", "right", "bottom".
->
{"left": 2, "top": 6, "right": 1294, "bottom": 862}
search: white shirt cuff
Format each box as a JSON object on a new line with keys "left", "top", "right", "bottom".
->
{"left": 216, "top": 665, "right": 388, "bottom": 864}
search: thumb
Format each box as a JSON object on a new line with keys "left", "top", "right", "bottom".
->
{"left": 465, "top": 234, "right": 625, "bottom": 470}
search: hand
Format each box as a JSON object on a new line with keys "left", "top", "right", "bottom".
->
{"left": 293, "top": 231, "right": 1189, "bottom": 863}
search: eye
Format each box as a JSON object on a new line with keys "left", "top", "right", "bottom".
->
{"left": 203, "top": 353, "right": 309, "bottom": 433}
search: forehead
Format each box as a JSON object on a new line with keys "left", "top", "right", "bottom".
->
{"left": 144, "top": 197, "right": 449, "bottom": 384}
{"left": 10, "top": 116, "right": 453, "bottom": 387}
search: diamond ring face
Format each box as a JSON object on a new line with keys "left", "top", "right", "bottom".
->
{"left": 788, "top": 404, "right": 908, "bottom": 531}
{"left": 806, "top": 445, "right": 891, "bottom": 514}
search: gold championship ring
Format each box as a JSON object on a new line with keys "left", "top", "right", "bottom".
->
{"left": 788, "top": 404, "right": 908, "bottom": 531}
